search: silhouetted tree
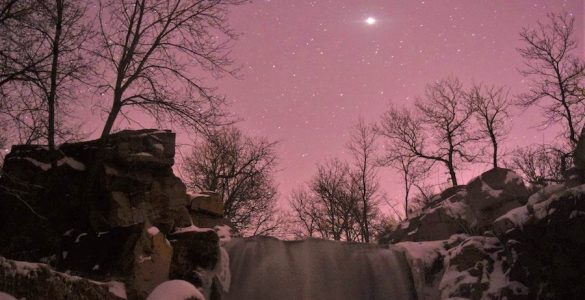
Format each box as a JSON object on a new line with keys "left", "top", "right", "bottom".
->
{"left": 507, "top": 144, "right": 569, "bottom": 187}
{"left": 0, "top": 0, "right": 90, "bottom": 149}
{"left": 466, "top": 83, "right": 511, "bottom": 168}
{"left": 346, "top": 118, "right": 381, "bottom": 243}
{"left": 95, "top": 0, "right": 243, "bottom": 138}
{"left": 517, "top": 13, "right": 585, "bottom": 147}
{"left": 183, "top": 126, "right": 280, "bottom": 236}
{"left": 379, "top": 77, "right": 475, "bottom": 187}
{"left": 290, "top": 159, "right": 361, "bottom": 242}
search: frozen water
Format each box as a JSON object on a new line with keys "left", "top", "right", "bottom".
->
{"left": 221, "top": 237, "right": 416, "bottom": 300}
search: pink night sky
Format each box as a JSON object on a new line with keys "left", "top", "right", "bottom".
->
{"left": 89, "top": 0, "right": 584, "bottom": 210}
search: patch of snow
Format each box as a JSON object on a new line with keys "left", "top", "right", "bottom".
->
{"left": 146, "top": 280, "right": 205, "bottom": 300}
{"left": 214, "top": 225, "right": 232, "bottom": 243}
{"left": 133, "top": 152, "right": 153, "bottom": 157}
{"left": 399, "top": 220, "right": 410, "bottom": 229}
{"left": 107, "top": 281, "right": 127, "bottom": 299}
{"left": 153, "top": 143, "right": 165, "bottom": 152}
{"left": 570, "top": 211, "right": 585, "bottom": 219}
{"left": 173, "top": 224, "right": 213, "bottom": 234}
{"left": 75, "top": 233, "right": 87, "bottom": 243}
{"left": 97, "top": 231, "right": 109, "bottom": 237}
{"left": 407, "top": 228, "right": 419, "bottom": 236}
{"left": 63, "top": 229, "right": 74, "bottom": 236}
{"left": 58, "top": 156, "right": 85, "bottom": 171}
{"left": 104, "top": 165, "right": 119, "bottom": 175}
{"left": 495, "top": 206, "right": 530, "bottom": 229}
{"left": 22, "top": 157, "right": 51, "bottom": 171}
{"left": 138, "top": 255, "right": 153, "bottom": 264}
{"left": 504, "top": 171, "right": 523, "bottom": 184}
{"left": 0, "top": 292, "right": 17, "bottom": 300}
{"left": 396, "top": 240, "right": 448, "bottom": 299}
{"left": 147, "top": 226, "right": 160, "bottom": 236}
{"left": 13, "top": 260, "right": 41, "bottom": 276}
{"left": 481, "top": 180, "right": 503, "bottom": 198}
{"left": 62, "top": 251, "right": 68, "bottom": 259}
{"left": 527, "top": 183, "right": 565, "bottom": 206}
{"left": 92, "top": 264, "right": 100, "bottom": 271}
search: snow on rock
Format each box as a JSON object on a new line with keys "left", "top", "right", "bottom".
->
{"left": 147, "top": 226, "right": 160, "bottom": 236}
{"left": 527, "top": 183, "right": 565, "bottom": 206}
{"left": 146, "top": 280, "right": 205, "bottom": 300}
{"left": 214, "top": 225, "right": 232, "bottom": 243}
{"left": 396, "top": 239, "right": 450, "bottom": 300}
{"left": 11, "top": 155, "right": 85, "bottom": 171}
{"left": 173, "top": 224, "right": 214, "bottom": 234}
{"left": 480, "top": 180, "right": 504, "bottom": 198}
{"left": 0, "top": 292, "right": 17, "bottom": 300}
{"left": 439, "top": 236, "right": 528, "bottom": 299}
{"left": 497, "top": 183, "right": 585, "bottom": 232}
{"left": 107, "top": 281, "right": 127, "bottom": 299}
{"left": 58, "top": 156, "right": 86, "bottom": 171}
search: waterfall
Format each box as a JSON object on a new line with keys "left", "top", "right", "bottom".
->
{"left": 220, "top": 237, "right": 417, "bottom": 300}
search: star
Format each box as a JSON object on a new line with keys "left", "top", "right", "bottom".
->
{"left": 365, "top": 17, "right": 376, "bottom": 25}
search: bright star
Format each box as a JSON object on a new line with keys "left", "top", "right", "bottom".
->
{"left": 365, "top": 17, "right": 376, "bottom": 25}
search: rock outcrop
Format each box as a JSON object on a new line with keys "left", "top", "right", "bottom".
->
{"left": 382, "top": 168, "right": 528, "bottom": 243}
{"left": 0, "top": 256, "right": 126, "bottom": 300}
{"left": 0, "top": 129, "right": 229, "bottom": 299}
{"left": 385, "top": 129, "right": 585, "bottom": 299}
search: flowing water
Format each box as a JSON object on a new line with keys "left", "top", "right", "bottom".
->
{"left": 220, "top": 237, "right": 417, "bottom": 300}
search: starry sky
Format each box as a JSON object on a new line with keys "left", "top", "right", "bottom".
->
{"left": 203, "top": 0, "right": 583, "bottom": 208}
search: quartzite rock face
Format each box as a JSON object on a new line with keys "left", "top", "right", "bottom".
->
{"left": 0, "top": 129, "right": 190, "bottom": 261}
{"left": 0, "top": 129, "right": 228, "bottom": 298}
{"left": 0, "top": 256, "right": 126, "bottom": 300}
{"left": 382, "top": 168, "right": 529, "bottom": 243}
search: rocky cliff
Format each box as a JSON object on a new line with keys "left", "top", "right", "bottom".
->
{"left": 382, "top": 129, "right": 585, "bottom": 299}
{"left": 0, "top": 129, "right": 229, "bottom": 299}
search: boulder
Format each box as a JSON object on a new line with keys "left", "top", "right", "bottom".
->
{"left": 129, "top": 225, "right": 174, "bottom": 299}
{"left": 466, "top": 168, "right": 529, "bottom": 229}
{"left": 493, "top": 184, "right": 585, "bottom": 299}
{"left": 146, "top": 280, "right": 205, "bottom": 300}
{"left": 0, "top": 129, "right": 191, "bottom": 262}
{"left": 439, "top": 236, "right": 528, "bottom": 300}
{"left": 168, "top": 229, "right": 220, "bottom": 287}
{"left": 383, "top": 168, "right": 529, "bottom": 243}
{"left": 0, "top": 256, "right": 126, "bottom": 300}
{"left": 381, "top": 192, "right": 474, "bottom": 243}
{"left": 190, "top": 192, "right": 224, "bottom": 217}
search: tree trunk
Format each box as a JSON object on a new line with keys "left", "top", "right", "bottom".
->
{"left": 490, "top": 131, "right": 498, "bottom": 168}
{"left": 47, "top": 0, "right": 64, "bottom": 151}
{"left": 447, "top": 162, "right": 458, "bottom": 186}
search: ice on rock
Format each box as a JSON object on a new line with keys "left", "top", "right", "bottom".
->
{"left": 146, "top": 280, "right": 205, "bottom": 300}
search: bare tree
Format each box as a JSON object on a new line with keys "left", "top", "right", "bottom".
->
{"left": 290, "top": 159, "right": 361, "bottom": 242}
{"left": 183, "top": 126, "right": 280, "bottom": 236}
{"left": 0, "top": 0, "right": 48, "bottom": 89}
{"left": 507, "top": 144, "right": 568, "bottom": 187}
{"left": 95, "top": 0, "right": 243, "bottom": 139}
{"left": 0, "top": 0, "right": 89, "bottom": 149}
{"left": 517, "top": 13, "right": 585, "bottom": 147}
{"left": 346, "top": 118, "right": 381, "bottom": 243}
{"left": 466, "top": 83, "right": 511, "bottom": 168}
{"left": 379, "top": 77, "right": 475, "bottom": 187}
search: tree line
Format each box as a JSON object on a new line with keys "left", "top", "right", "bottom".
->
{"left": 286, "top": 12, "right": 584, "bottom": 237}
{"left": 0, "top": 0, "right": 243, "bottom": 149}
{"left": 0, "top": 3, "right": 583, "bottom": 240}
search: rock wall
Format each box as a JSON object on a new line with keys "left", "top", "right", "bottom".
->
{"left": 0, "top": 129, "right": 229, "bottom": 299}
{"left": 384, "top": 130, "right": 585, "bottom": 299}
{"left": 382, "top": 168, "right": 529, "bottom": 243}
